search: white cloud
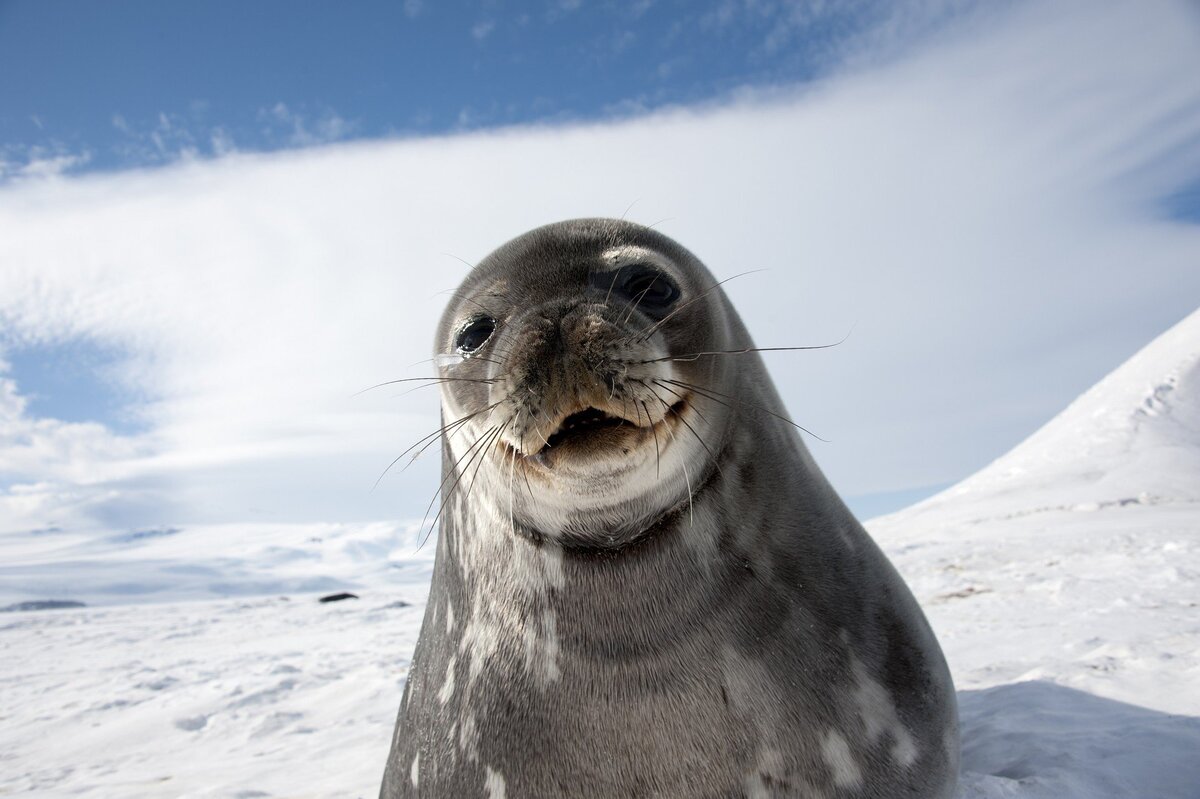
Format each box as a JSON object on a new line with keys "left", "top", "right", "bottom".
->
{"left": 471, "top": 20, "right": 496, "bottom": 41}
{"left": 0, "top": 143, "right": 91, "bottom": 183}
{"left": 0, "top": 0, "right": 1197, "bottom": 533}
{"left": 98, "top": 104, "right": 355, "bottom": 170}
{"left": 0, "top": 376, "right": 156, "bottom": 533}
{"left": 210, "top": 127, "right": 236, "bottom": 156}
{"left": 109, "top": 110, "right": 207, "bottom": 165}
{"left": 259, "top": 102, "right": 355, "bottom": 147}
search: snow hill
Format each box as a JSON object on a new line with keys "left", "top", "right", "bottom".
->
{"left": 2, "top": 309, "right": 1198, "bottom": 797}
{"left": 868, "top": 306, "right": 1200, "bottom": 797}
{"left": 893, "top": 305, "right": 1200, "bottom": 525}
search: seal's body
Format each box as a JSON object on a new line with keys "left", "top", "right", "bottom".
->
{"left": 380, "top": 219, "right": 958, "bottom": 798}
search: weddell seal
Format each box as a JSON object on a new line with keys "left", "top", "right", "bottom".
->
{"left": 380, "top": 219, "right": 959, "bottom": 798}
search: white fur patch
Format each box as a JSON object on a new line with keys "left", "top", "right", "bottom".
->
{"left": 521, "top": 607, "right": 561, "bottom": 685}
{"left": 409, "top": 753, "right": 419, "bottom": 787}
{"left": 484, "top": 765, "right": 507, "bottom": 799}
{"left": 742, "top": 774, "right": 771, "bottom": 799}
{"left": 821, "top": 730, "right": 863, "bottom": 788}
{"left": 892, "top": 732, "right": 919, "bottom": 767}
{"left": 851, "top": 657, "right": 919, "bottom": 767}
{"left": 437, "top": 654, "right": 457, "bottom": 704}
{"left": 744, "top": 747, "right": 784, "bottom": 799}
{"left": 458, "top": 714, "right": 480, "bottom": 761}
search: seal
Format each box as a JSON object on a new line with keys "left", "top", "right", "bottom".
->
{"left": 379, "top": 219, "right": 959, "bottom": 798}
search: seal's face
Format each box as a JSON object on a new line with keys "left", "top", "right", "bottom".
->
{"left": 434, "top": 219, "right": 737, "bottom": 545}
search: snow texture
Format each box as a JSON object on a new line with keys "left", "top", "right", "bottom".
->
{"left": 2, "top": 309, "right": 1199, "bottom": 797}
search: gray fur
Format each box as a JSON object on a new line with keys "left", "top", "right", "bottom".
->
{"left": 380, "top": 219, "right": 959, "bottom": 798}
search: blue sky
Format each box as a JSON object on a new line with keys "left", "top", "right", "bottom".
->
{"left": 5, "top": 340, "right": 144, "bottom": 435}
{"left": 0, "top": 0, "right": 992, "bottom": 176}
{"left": 1, "top": 0, "right": 1199, "bottom": 532}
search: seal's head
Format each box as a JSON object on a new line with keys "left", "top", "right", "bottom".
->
{"left": 435, "top": 218, "right": 743, "bottom": 547}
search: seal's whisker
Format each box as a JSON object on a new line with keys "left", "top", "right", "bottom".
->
{"left": 530, "top": 403, "right": 559, "bottom": 449}
{"left": 397, "top": 399, "right": 505, "bottom": 471}
{"left": 647, "top": 378, "right": 714, "bottom": 427}
{"left": 354, "top": 376, "right": 498, "bottom": 397}
{"left": 520, "top": 454, "right": 536, "bottom": 501}
{"left": 627, "top": 392, "right": 644, "bottom": 428}
{"left": 418, "top": 422, "right": 495, "bottom": 529}
{"left": 399, "top": 414, "right": 477, "bottom": 474}
{"left": 657, "top": 404, "right": 694, "bottom": 529}
{"left": 418, "top": 423, "right": 501, "bottom": 550}
{"left": 374, "top": 399, "right": 506, "bottom": 492}
{"left": 436, "top": 285, "right": 514, "bottom": 309}
{"left": 644, "top": 384, "right": 723, "bottom": 476}
{"left": 436, "top": 254, "right": 478, "bottom": 273}
{"left": 454, "top": 425, "right": 507, "bottom": 523}
{"left": 459, "top": 423, "right": 507, "bottom": 519}
{"left": 632, "top": 270, "right": 767, "bottom": 343}
{"left": 660, "top": 378, "right": 829, "bottom": 443}
{"left": 410, "top": 355, "right": 506, "bottom": 369}
{"left": 640, "top": 399, "right": 661, "bottom": 479}
{"left": 507, "top": 436, "right": 518, "bottom": 538}
{"left": 620, "top": 281, "right": 657, "bottom": 326}
{"left": 603, "top": 269, "right": 621, "bottom": 307}
{"left": 637, "top": 339, "right": 848, "bottom": 365}
{"left": 391, "top": 381, "right": 482, "bottom": 401}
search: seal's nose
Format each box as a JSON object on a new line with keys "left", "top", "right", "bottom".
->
{"left": 495, "top": 302, "right": 637, "bottom": 456}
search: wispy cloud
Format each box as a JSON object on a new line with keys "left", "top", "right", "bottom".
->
{"left": 0, "top": 103, "right": 357, "bottom": 185}
{"left": 258, "top": 102, "right": 356, "bottom": 147}
{"left": 471, "top": 20, "right": 496, "bottom": 41}
{"left": 699, "top": 0, "right": 1003, "bottom": 72}
{"left": 0, "top": 0, "right": 1197, "bottom": 534}
{"left": 109, "top": 111, "right": 209, "bottom": 164}
{"left": 0, "top": 143, "right": 91, "bottom": 183}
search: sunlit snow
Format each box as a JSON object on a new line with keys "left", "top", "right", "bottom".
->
{"left": 2, "top": 308, "right": 1198, "bottom": 797}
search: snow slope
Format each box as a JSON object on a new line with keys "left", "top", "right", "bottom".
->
{"left": 892, "top": 305, "right": 1200, "bottom": 524}
{"left": 2, "top": 309, "right": 1199, "bottom": 797}
{"left": 870, "top": 306, "right": 1200, "bottom": 796}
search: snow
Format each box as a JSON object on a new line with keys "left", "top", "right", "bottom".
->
{"left": 2, "top": 309, "right": 1199, "bottom": 797}
{"left": 0, "top": 521, "right": 434, "bottom": 608}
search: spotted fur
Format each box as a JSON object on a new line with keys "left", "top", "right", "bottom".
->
{"left": 379, "top": 219, "right": 959, "bottom": 798}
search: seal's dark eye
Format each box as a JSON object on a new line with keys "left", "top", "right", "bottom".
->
{"left": 619, "top": 265, "right": 679, "bottom": 314}
{"left": 456, "top": 316, "right": 496, "bottom": 354}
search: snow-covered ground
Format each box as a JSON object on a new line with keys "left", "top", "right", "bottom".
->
{"left": 2, "top": 309, "right": 1198, "bottom": 798}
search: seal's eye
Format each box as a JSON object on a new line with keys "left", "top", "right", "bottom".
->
{"left": 619, "top": 265, "right": 679, "bottom": 314}
{"left": 456, "top": 316, "right": 496, "bottom": 354}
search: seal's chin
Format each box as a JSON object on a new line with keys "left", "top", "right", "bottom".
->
{"left": 518, "top": 399, "right": 687, "bottom": 470}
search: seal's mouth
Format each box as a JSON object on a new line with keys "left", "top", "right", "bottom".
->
{"left": 526, "top": 398, "right": 687, "bottom": 467}
{"left": 541, "top": 407, "right": 637, "bottom": 451}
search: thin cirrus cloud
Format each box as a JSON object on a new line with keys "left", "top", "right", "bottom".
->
{"left": 0, "top": 0, "right": 1198, "bottom": 536}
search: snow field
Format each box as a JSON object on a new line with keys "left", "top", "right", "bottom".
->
{"left": 3, "top": 307, "right": 1199, "bottom": 797}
